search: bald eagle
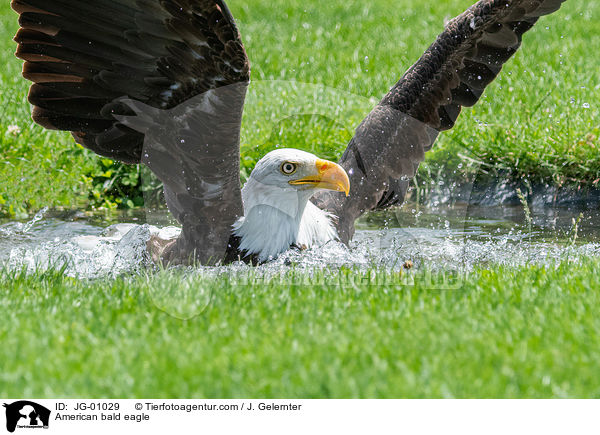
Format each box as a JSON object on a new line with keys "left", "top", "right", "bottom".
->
{"left": 11, "top": 0, "right": 567, "bottom": 264}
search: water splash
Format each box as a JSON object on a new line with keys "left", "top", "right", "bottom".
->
{"left": 1, "top": 205, "right": 599, "bottom": 279}
{"left": 0, "top": 206, "right": 48, "bottom": 236}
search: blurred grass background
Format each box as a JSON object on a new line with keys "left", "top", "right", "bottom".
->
{"left": 1, "top": 0, "right": 598, "bottom": 217}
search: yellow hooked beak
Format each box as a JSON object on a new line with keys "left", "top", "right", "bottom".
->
{"left": 288, "top": 159, "right": 350, "bottom": 196}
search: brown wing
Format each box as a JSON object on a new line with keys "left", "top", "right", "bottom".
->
{"left": 12, "top": 0, "right": 250, "bottom": 264}
{"left": 312, "top": 0, "right": 567, "bottom": 243}
{"left": 12, "top": 0, "right": 249, "bottom": 163}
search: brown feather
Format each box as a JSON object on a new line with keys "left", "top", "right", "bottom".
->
{"left": 313, "top": 0, "right": 567, "bottom": 244}
{"left": 12, "top": 0, "right": 250, "bottom": 163}
{"left": 12, "top": 0, "right": 250, "bottom": 264}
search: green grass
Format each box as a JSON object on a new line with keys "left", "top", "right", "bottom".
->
{"left": 1, "top": 261, "right": 600, "bottom": 398}
{"left": 1, "top": 0, "right": 599, "bottom": 216}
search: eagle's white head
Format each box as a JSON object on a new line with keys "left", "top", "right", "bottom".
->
{"left": 233, "top": 148, "right": 350, "bottom": 262}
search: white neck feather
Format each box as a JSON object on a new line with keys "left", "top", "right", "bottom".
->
{"left": 232, "top": 178, "right": 337, "bottom": 261}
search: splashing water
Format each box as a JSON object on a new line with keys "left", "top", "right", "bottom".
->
{"left": 0, "top": 206, "right": 49, "bottom": 235}
{"left": 1, "top": 204, "right": 600, "bottom": 279}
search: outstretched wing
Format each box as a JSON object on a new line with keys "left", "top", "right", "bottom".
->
{"left": 12, "top": 0, "right": 250, "bottom": 263}
{"left": 312, "top": 0, "right": 566, "bottom": 243}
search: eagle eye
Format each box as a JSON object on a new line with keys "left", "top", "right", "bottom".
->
{"left": 280, "top": 161, "right": 298, "bottom": 175}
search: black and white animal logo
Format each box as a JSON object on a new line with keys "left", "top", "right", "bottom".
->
{"left": 3, "top": 401, "right": 50, "bottom": 433}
